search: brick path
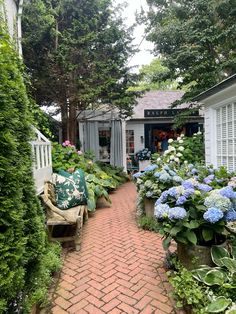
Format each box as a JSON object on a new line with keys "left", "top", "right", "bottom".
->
{"left": 51, "top": 182, "right": 178, "bottom": 314}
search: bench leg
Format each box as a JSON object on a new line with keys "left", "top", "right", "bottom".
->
{"left": 75, "top": 216, "right": 82, "bottom": 251}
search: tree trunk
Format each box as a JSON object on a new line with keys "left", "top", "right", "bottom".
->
{"left": 61, "top": 103, "right": 69, "bottom": 142}
{"left": 68, "top": 103, "right": 77, "bottom": 145}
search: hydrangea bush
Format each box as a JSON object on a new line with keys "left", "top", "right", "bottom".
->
{"left": 135, "top": 148, "right": 152, "bottom": 161}
{"left": 154, "top": 180, "right": 236, "bottom": 249}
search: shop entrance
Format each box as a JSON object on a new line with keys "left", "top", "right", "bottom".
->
{"left": 144, "top": 123, "right": 199, "bottom": 153}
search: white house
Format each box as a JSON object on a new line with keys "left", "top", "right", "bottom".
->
{"left": 2, "top": 0, "right": 23, "bottom": 55}
{"left": 194, "top": 74, "right": 236, "bottom": 172}
{"left": 78, "top": 90, "right": 203, "bottom": 170}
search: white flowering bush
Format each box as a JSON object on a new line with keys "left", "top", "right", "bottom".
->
{"left": 153, "top": 132, "right": 204, "bottom": 165}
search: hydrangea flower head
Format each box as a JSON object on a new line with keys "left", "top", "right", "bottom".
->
{"left": 168, "top": 187, "right": 178, "bottom": 197}
{"left": 178, "top": 146, "right": 184, "bottom": 152}
{"left": 225, "top": 209, "right": 236, "bottom": 222}
{"left": 197, "top": 184, "right": 212, "bottom": 192}
{"left": 173, "top": 175, "right": 183, "bottom": 183}
{"left": 219, "top": 187, "right": 236, "bottom": 199}
{"left": 203, "top": 207, "right": 224, "bottom": 223}
{"left": 169, "top": 170, "right": 176, "bottom": 176}
{"left": 154, "top": 204, "right": 170, "bottom": 219}
{"left": 176, "top": 196, "right": 187, "bottom": 205}
{"left": 204, "top": 191, "right": 232, "bottom": 212}
{"left": 183, "top": 188, "right": 195, "bottom": 198}
{"left": 146, "top": 191, "right": 153, "bottom": 198}
{"left": 144, "top": 164, "right": 158, "bottom": 172}
{"left": 182, "top": 180, "right": 194, "bottom": 189}
{"left": 159, "top": 173, "right": 171, "bottom": 183}
{"left": 154, "top": 171, "right": 160, "bottom": 178}
{"left": 169, "top": 207, "right": 187, "bottom": 220}
{"left": 133, "top": 172, "right": 144, "bottom": 178}
{"left": 164, "top": 165, "right": 170, "bottom": 171}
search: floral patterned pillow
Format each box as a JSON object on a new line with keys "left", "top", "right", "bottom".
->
{"left": 53, "top": 169, "right": 88, "bottom": 210}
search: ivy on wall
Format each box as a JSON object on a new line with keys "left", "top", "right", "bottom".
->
{"left": 0, "top": 10, "right": 60, "bottom": 313}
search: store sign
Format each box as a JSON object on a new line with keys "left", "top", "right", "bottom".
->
{"left": 144, "top": 109, "right": 199, "bottom": 117}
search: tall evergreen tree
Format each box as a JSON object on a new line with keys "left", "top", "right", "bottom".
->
{"left": 0, "top": 12, "right": 60, "bottom": 313}
{"left": 145, "top": 0, "right": 236, "bottom": 101}
{"left": 22, "top": 0, "right": 140, "bottom": 144}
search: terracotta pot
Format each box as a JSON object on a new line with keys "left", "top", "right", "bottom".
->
{"left": 177, "top": 241, "right": 228, "bottom": 270}
{"left": 144, "top": 198, "right": 156, "bottom": 218}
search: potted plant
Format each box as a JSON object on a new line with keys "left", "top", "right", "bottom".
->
{"left": 135, "top": 148, "right": 152, "bottom": 171}
{"left": 154, "top": 179, "right": 236, "bottom": 269}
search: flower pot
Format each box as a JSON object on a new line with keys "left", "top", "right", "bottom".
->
{"left": 144, "top": 198, "right": 156, "bottom": 218}
{"left": 139, "top": 160, "right": 151, "bottom": 171}
{"left": 177, "top": 241, "right": 228, "bottom": 270}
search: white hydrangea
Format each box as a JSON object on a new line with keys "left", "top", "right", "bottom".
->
{"left": 178, "top": 146, "right": 184, "bottom": 151}
{"left": 164, "top": 150, "right": 170, "bottom": 155}
{"left": 174, "top": 157, "right": 180, "bottom": 163}
{"left": 178, "top": 139, "right": 183, "bottom": 143}
{"left": 169, "top": 155, "right": 175, "bottom": 160}
{"left": 176, "top": 152, "right": 182, "bottom": 157}
{"left": 184, "top": 160, "right": 188, "bottom": 164}
{"left": 168, "top": 145, "right": 176, "bottom": 152}
{"left": 197, "top": 131, "right": 202, "bottom": 135}
{"left": 157, "top": 157, "right": 161, "bottom": 162}
{"left": 168, "top": 138, "right": 174, "bottom": 143}
{"left": 177, "top": 137, "right": 181, "bottom": 141}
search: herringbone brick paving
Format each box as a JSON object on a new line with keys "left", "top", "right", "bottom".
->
{"left": 51, "top": 182, "right": 181, "bottom": 313}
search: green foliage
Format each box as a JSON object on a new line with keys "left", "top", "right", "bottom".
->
{"left": 192, "top": 245, "right": 236, "bottom": 313}
{"left": 138, "top": 216, "right": 160, "bottom": 232}
{"left": 131, "top": 58, "right": 179, "bottom": 92}
{"left": 145, "top": 0, "right": 236, "bottom": 102}
{"left": 52, "top": 143, "right": 127, "bottom": 211}
{"left": 22, "top": 0, "right": 141, "bottom": 141}
{"left": 0, "top": 20, "right": 60, "bottom": 312}
{"left": 169, "top": 261, "right": 209, "bottom": 313}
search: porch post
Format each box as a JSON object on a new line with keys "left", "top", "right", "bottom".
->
{"left": 122, "top": 120, "right": 127, "bottom": 172}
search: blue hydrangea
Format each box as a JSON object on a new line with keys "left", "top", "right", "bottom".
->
{"left": 173, "top": 176, "right": 183, "bottom": 183}
{"left": 169, "top": 170, "right": 177, "bottom": 176}
{"left": 203, "top": 174, "right": 215, "bottom": 184}
{"left": 164, "top": 165, "right": 170, "bottom": 171}
{"left": 154, "top": 172, "right": 160, "bottom": 178}
{"left": 225, "top": 209, "right": 236, "bottom": 222}
{"left": 197, "top": 184, "right": 212, "bottom": 192}
{"left": 188, "top": 164, "right": 194, "bottom": 169}
{"left": 133, "top": 172, "right": 144, "bottom": 178}
{"left": 168, "top": 187, "right": 178, "bottom": 197}
{"left": 159, "top": 173, "right": 171, "bottom": 183}
{"left": 204, "top": 192, "right": 232, "bottom": 212}
{"left": 183, "top": 188, "right": 195, "bottom": 198}
{"left": 191, "top": 168, "right": 198, "bottom": 174}
{"left": 203, "top": 207, "right": 224, "bottom": 223}
{"left": 182, "top": 180, "right": 194, "bottom": 189}
{"left": 154, "top": 204, "right": 170, "bottom": 219}
{"left": 176, "top": 196, "right": 187, "bottom": 205}
{"left": 156, "top": 190, "right": 169, "bottom": 204}
{"left": 169, "top": 207, "right": 187, "bottom": 220}
{"left": 219, "top": 187, "right": 236, "bottom": 199}
{"left": 144, "top": 164, "right": 158, "bottom": 172}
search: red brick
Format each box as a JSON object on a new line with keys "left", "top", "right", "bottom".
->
{"left": 69, "top": 291, "right": 89, "bottom": 304}
{"left": 134, "top": 295, "right": 152, "bottom": 310}
{"left": 101, "top": 298, "right": 121, "bottom": 312}
{"left": 84, "top": 304, "right": 104, "bottom": 314}
{"left": 117, "top": 302, "right": 139, "bottom": 314}
{"left": 86, "top": 286, "right": 105, "bottom": 299}
{"left": 102, "top": 290, "right": 120, "bottom": 303}
{"left": 56, "top": 289, "right": 74, "bottom": 300}
{"left": 51, "top": 306, "right": 68, "bottom": 314}
{"left": 151, "top": 300, "right": 174, "bottom": 313}
{"left": 67, "top": 299, "right": 89, "bottom": 313}
{"left": 85, "top": 295, "right": 105, "bottom": 308}
{"left": 54, "top": 297, "right": 72, "bottom": 310}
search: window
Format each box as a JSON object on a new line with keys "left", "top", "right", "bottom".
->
{"left": 216, "top": 103, "right": 236, "bottom": 171}
{"left": 126, "top": 130, "right": 134, "bottom": 154}
{"left": 98, "top": 128, "right": 110, "bottom": 161}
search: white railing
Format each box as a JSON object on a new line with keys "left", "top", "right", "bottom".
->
{"left": 31, "top": 127, "right": 52, "bottom": 195}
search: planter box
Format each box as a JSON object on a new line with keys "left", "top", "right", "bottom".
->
{"left": 139, "top": 160, "right": 151, "bottom": 171}
{"left": 144, "top": 198, "right": 156, "bottom": 218}
{"left": 177, "top": 241, "right": 227, "bottom": 270}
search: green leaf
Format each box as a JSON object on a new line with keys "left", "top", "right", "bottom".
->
{"left": 185, "top": 230, "right": 197, "bottom": 245}
{"left": 206, "top": 297, "right": 232, "bottom": 313}
{"left": 170, "top": 226, "right": 182, "bottom": 236}
{"left": 188, "top": 220, "right": 200, "bottom": 229}
{"left": 221, "top": 257, "right": 236, "bottom": 272}
{"left": 231, "top": 246, "right": 236, "bottom": 259}
{"left": 191, "top": 267, "right": 211, "bottom": 282}
{"left": 202, "top": 229, "right": 213, "bottom": 242}
{"left": 162, "top": 237, "right": 172, "bottom": 250}
{"left": 211, "top": 246, "right": 230, "bottom": 266}
{"left": 203, "top": 269, "right": 225, "bottom": 286}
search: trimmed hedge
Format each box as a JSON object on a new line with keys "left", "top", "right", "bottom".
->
{"left": 0, "top": 18, "right": 60, "bottom": 313}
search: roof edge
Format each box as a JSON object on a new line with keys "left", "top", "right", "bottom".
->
{"left": 193, "top": 74, "right": 236, "bottom": 102}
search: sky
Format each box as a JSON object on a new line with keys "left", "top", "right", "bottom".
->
{"left": 114, "top": 0, "right": 155, "bottom": 71}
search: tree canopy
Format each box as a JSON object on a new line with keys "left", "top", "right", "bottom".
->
{"left": 22, "top": 0, "right": 141, "bottom": 143}
{"left": 145, "top": 0, "right": 236, "bottom": 102}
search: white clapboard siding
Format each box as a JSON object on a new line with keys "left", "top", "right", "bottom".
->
{"left": 126, "top": 122, "right": 145, "bottom": 154}
{"left": 31, "top": 128, "right": 52, "bottom": 195}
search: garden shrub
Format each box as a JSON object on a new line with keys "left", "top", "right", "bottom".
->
{"left": 0, "top": 23, "right": 60, "bottom": 312}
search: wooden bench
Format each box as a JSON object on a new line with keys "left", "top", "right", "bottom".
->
{"left": 41, "top": 181, "right": 88, "bottom": 251}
